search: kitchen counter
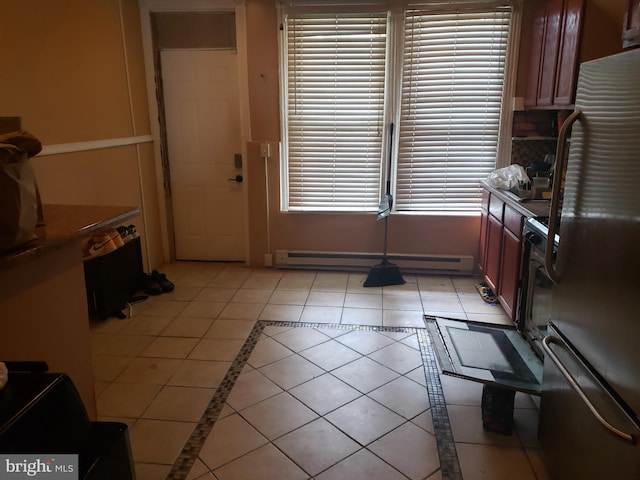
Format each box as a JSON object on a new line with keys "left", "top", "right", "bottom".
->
{"left": 481, "top": 180, "right": 550, "bottom": 219}
{"left": 0, "top": 204, "right": 139, "bottom": 270}
{"left": 0, "top": 204, "right": 139, "bottom": 419}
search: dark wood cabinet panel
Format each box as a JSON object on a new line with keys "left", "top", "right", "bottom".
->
{"left": 477, "top": 189, "right": 490, "bottom": 276}
{"left": 538, "top": 0, "right": 564, "bottom": 106}
{"left": 524, "top": 0, "right": 586, "bottom": 108}
{"left": 554, "top": 0, "right": 585, "bottom": 104}
{"left": 478, "top": 189, "right": 529, "bottom": 321}
{"left": 488, "top": 194, "right": 505, "bottom": 221}
{"left": 481, "top": 188, "right": 490, "bottom": 211}
{"left": 498, "top": 227, "right": 523, "bottom": 319}
{"left": 524, "top": 6, "right": 547, "bottom": 108}
{"left": 503, "top": 204, "right": 524, "bottom": 240}
{"left": 484, "top": 214, "right": 503, "bottom": 295}
{"left": 478, "top": 210, "right": 489, "bottom": 275}
{"left": 623, "top": 0, "right": 640, "bottom": 49}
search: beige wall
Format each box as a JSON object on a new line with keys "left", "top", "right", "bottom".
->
{"left": 0, "top": 0, "right": 629, "bottom": 271}
{"left": 0, "top": 0, "right": 163, "bottom": 269}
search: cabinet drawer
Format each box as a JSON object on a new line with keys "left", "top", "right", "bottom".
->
{"left": 481, "top": 189, "right": 490, "bottom": 211}
{"left": 503, "top": 205, "right": 524, "bottom": 238}
{"left": 489, "top": 194, "right": 504, "bottom": 221}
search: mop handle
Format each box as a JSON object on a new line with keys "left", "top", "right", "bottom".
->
{"left": 383, "top": 215, "right": 389, "bottom": 257}
{"left": 383, "top": 122, "right": 393, "bottom": 257}
{"left": 386, "top": 123, "right": 394, "bottom": 197}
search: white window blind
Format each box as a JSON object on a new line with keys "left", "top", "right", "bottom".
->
{"left": 284, "top": 12, "right": 387, "bottom": 211}
{"left": 395, "top": 7, "right": 512, "bottom": 214}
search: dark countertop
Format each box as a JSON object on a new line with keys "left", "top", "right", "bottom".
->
{"left": 0, "top": 204, "right": 140, "bottom": 270}
{"left": 481, "top": 180, "right": 550, "bottom": 218}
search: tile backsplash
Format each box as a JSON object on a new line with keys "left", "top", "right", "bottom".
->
{"left": 511, "top": 138, "right": 557, "bottom": 167}
{"left": 510, "top": 110, "right": 570, "bottom": 168}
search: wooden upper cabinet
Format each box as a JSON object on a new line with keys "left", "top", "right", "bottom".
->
{"left": 554, "top": 0, "right": 585, "bottom": 105}
{"left": 538, "top": 0, "right": 564, "bottom": 106}
{"left": 524, "top": 6, "right": 546, "bottom": 108}
{"left": 623, "top": 0, "right": 640, "bottom": 49}
{"left": 524, "top": 0, "right": 585, "bottom": 108}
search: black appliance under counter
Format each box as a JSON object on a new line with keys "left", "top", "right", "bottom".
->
{"left": 0, "top": 371, "right": 135, "bottom": 480}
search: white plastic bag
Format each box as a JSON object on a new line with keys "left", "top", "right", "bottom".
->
{"left": 485, "top": 164, "right": 530, "bottom": 190}
{"left": 0, "top": 130, "right": 43, "bottom": 250}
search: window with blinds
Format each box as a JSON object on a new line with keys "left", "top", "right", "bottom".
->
{"left": 284, "top": 13, "right": 387, "bottom": 211}
{"left": 281, "top": 3, "right": 514, "bottom": 214}
{"left": 396, "top": 8, "right": 512, "bottom": 213}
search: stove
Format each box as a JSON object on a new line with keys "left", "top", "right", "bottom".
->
{"left": 522, "top": 216, "right": 559, "bottom": 255}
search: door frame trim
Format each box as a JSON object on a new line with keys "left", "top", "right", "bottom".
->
{"left": 139, "top": 0, "right": 252, "bottom": 264}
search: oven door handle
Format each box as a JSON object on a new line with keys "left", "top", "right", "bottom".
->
{"left": 542, "top": 335, "right": 636, "bottom": 444}
{"left": 545, "top": 109, "right": 582, "bottom": 284}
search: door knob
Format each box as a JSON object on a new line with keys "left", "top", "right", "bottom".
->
{"left": 228, "top": 175, "right": 243, "bottom": 183}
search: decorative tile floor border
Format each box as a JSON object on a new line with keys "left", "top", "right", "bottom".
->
{"left": 167, "top": 320, "right": 462, "bottom": 480}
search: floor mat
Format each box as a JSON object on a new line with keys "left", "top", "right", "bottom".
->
{"left": 475, "top": 281, "right": 497, "bottom": 304}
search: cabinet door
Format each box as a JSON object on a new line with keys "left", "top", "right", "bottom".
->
{"left": 524, "top": 5, "right": 547, "bottom": 108}
{"left": 498, "top": 227, "right": 523, "bottom": 320}
{"left": 484, "top": 214, "right": 503, "bottom": 294}
{"left": 538, "top": 0, "right": 564, "bottom": 106}
{"left": 554, "top": 0, "right": 584, "bottom": 105}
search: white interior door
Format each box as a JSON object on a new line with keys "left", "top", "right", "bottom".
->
{"left": 161, "top": 49, "right": 245, "bottom": 261}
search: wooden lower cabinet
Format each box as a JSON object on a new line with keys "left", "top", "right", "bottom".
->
{"left": 479, "top": 190, "right": 527, "bottom": 321}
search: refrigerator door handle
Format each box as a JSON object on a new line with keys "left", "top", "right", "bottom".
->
{"left": 542, "top": 335, "right": 636, "bottom": 444}
{"left": 545, "top": 109, "right": 582, "bottom": 284}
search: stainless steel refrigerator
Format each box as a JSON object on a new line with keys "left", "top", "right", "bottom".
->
{"left": 538, "top": 48, "right": 640, "bottom": 478}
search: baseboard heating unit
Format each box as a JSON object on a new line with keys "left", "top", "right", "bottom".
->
{"left": 274, "top": 250, "right": 474, "bottom": 275}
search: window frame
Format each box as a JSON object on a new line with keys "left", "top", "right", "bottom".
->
{"left": 278, "top": 0, "right": 522, "bottom": 216}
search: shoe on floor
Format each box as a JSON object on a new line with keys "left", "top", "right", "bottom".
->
{"left": 141, "top": 273, "right": 163, "bottom": 295}
{"left": 152, "top": 270, "right": 175, "bottom": 293}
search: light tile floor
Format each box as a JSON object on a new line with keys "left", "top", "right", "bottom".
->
{"left": 90, "top": 262, "right": 550, "bottom": 480}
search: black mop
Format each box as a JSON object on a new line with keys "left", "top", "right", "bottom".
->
{"left": 364, "top": 123, "right": 405, "bottom": 287}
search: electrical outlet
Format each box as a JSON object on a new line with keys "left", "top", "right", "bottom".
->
{"left": 260, "top": 142, "right": 271, "bottom": 158}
